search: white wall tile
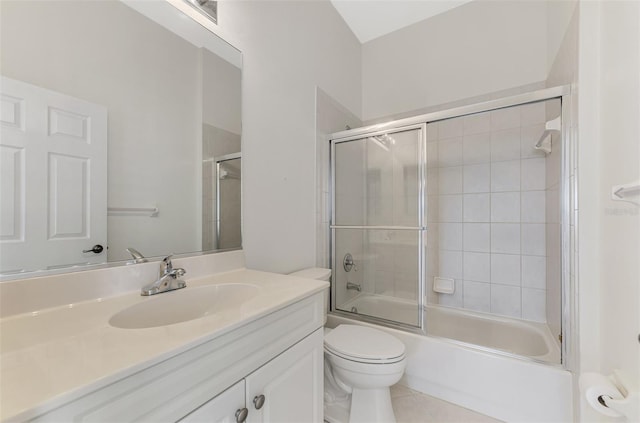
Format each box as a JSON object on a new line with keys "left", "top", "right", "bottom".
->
{"left": 439, "top": 250, "right": 463, "bottom": 280}
{"left": 491, "top": 107, "right": 521, "bottom": 131}
{"left": 491, "top": 253, "right": 521, "bottom": 285}
{"left": 439, "top": 117, "right": 464, "bottom": 139}
{"left": 439, "top": 166, "right": 463, "bottom": 194}
{"left": 439, "top": 223, "right": 463, "bottom": 251}
{"left": 522, "top": 255, "right": 546, "bottom": 289}
{"left": 520, "top": 102, "right": 546, "bottom": 126}
{"left": 438, "top": 137, "right": 463, "bottom": 167}
{"left": 490, "top": 160, "right": 520, "bottom": 192}
{"left": 427, "top": 196, "right": 439, "bottom": 223}
{"left": 491, "top": 223, "right": 521, "bottom": 254}
{"left": 521, "top": 191, "right": 545, "bottom": 223}
{"left": 374, "top": 270, "right": 395, "bottom": 295}
{"left": 521, "top": 223, "right": 545, "bottom": 256}
{"left": 491, "top": 192, "right": 521, "bottom": 222}
{"left": 463, "top": 112, "right": 491, "bottom": 135}
{"left": 545, "top": 188, "right": 560, "bottom": 224}
{"left": 520, "top": 124, "right": 547, "bottom": 159}
{"left": 522, "top": 288, "right": 546, "bottom": 322}
{"left": 463, "top": 132, "right": 491, "bottom": 164}
{"left": 427, "top": 141, "right": 439, "bottom": 167}
{"left": 521, "top": 158, "right": 546, "bottom": 190}
{"left": 427, "top": 169, "right": 439, "bottom": 195}
{"left": 463, "top": 280, "right": 490, "bottom": 312}
{"left": 463, "top": 163, "right": 490, "bottom": 193}
{"left": 427, "top": 122, "right": 439, "bottom": 142}
{"left": 395, "top": 272, "right": 418, "bottom": 299}
{"left": 491, "top": 128, "right": 521, "bottom": 161}
{"left": 439, "top": 194, "right": 463, "bottom": 222}
{"left": 373, "top": 243, "right": 395, "bottom": 271}
{"left": 463, "top": 223, "right": 491, "bottom": 253}
{"left": 463, "top": 193, "right": 490, "bottom": 222}
{"left": 463, "top": 252, "right": 490, "bottom": 282}
{"left": 426, "top": 102, "right": 553, "bottom": 321}
{"left": 394, "top": 244, "right": 419, "bottom": 276}
{"left": 491, "top": 284, "right": 521, "bottom": 318}
{"left": 438, "top": 283, "right": 463, "bottom": 308}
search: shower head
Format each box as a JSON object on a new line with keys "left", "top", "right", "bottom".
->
{"left": 368, "top": 134, "right": 396, "bottom": 151}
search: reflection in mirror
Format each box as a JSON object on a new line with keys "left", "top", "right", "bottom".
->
{"left": 0, "top": 0, "right": 241, "bottom": 277}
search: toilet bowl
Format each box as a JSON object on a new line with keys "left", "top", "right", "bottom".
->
{"left": 288, "top": 268, "right": 407, "bottom": 423}
{"left": 324, "top": 324, "right": 406, "bottom": 423}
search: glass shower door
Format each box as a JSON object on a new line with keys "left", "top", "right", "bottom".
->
{"left": 331, "top": 125, "right": 426, "bottom": 329}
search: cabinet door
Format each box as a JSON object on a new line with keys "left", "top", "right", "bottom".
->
{"left": 245, "top": 328, "right": 323, "bottom": 423}
{"left": 180, "top": 380, "right": 246, "bottom": 423}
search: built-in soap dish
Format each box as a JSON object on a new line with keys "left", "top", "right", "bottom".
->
{"left": 433, "top": 277, "right": 455, "bottom": 294}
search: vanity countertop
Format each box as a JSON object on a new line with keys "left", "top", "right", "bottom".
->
{"left": 0, "top": 269, "right": 328, "bottom": 421}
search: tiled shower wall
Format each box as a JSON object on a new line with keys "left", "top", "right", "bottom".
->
{"left": 427, "top": 101, "right": 554, "bottom": 322}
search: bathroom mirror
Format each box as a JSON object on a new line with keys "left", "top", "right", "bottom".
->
{"left": 0, "top": 0, "right": 242, "bottom": 277}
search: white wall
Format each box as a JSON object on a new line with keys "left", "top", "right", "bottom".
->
{"left": 208, "top": 1, "right": 362, "bottom": 273}
{"left": 202, "top": 49, "right": 242, "bottom": 135}
{"left": 361, "top": 0, "right": 548, "bottom": 122}
{"left": 577, "top": 1, "right": 640, "bottom": 421}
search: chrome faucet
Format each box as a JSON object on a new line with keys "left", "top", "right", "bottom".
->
{"left": 140, "top": 255, "right": 187, "bottom": 296}
{"left": 126, "top": 247, "right": 147, "bottom": 264}
{"left": 346, "top": 282, "right": 361, "bottom": 292}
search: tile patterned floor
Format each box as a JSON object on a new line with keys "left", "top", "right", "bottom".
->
{"left": 391, "top": 384, "right": 504, "bottom": 423}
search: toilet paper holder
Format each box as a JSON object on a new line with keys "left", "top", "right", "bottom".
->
{"left": 599, "top": 389, "right": 639, "bottom": 420}
{"left": 581, "top": 371, "right": 639, "bottom": 421}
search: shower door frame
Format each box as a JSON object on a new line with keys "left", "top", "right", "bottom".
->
{"left": 329, "top": 85, "right": 575, "bottom": 369}
{"left": 330, "top": 123, "right": 428, "bottom": 333}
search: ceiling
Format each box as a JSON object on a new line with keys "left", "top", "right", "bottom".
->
{"left": 330, "top": 0, "right": 474, "bottom": 43}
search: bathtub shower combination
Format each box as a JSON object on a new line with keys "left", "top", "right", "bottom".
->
{"left": 329, "top": 87, "right": 571, "bottom": 368}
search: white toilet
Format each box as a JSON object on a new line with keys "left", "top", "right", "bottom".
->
{"left": 289, "top": 268, "right": 407, "bottom": 423}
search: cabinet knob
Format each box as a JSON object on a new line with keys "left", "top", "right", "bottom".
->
{"left": 253, "top": 394, "right": 266, "bottom": 410}
{"left": 235, "top": 407, "right": 248, "bottom": 423}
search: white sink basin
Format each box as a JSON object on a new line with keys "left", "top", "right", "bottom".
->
{"left": 109, "top": 283, "right": 260, "bottom": 329}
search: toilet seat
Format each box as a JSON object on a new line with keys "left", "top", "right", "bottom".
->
{"left": 324, "top": 325, "right": 406, "bottom": 364}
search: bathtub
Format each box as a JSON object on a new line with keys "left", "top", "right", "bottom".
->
{"left": 328, "top": 294, "right": 573, "bottom": 422}
{"left": 339, "top": 294, "right": 560, "bottom": 363}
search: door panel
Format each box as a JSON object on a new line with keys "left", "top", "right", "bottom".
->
{"left": 246, "top": 329, "right": 323, "bottom": 423}
{"left": 179, "top": 380, "right": 246, "bottom": 423}
{"left": 0, "top": 76, "right": 107, "bottom": 273}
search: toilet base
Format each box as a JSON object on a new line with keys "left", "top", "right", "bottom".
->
{"left": 350, "top": 387, "right": 396, "bottom": 423}
{"left": 324, "top": 396, "right": 350, "bottom": 423}
{"left": 324, "top": 388, "right": 396, "bottom": 423}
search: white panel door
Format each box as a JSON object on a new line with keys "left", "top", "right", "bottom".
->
{"left": 179, "top": 380, "right": 247, "bottom": 423}
{"left": 246, "top": 329, "right": 323, "bottom": 423}
{"left": 0, "top": 76, "right": 107, "bottom": 274}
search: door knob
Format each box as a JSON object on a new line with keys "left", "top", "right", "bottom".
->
{"left": 253, "top": 394, "right": 266, "bottom": 409}
{"left": 82, "top": 244, "right": 104, "bottom": 254}
{"left": 235, "top": 407, "right": 248, "bottom": 423}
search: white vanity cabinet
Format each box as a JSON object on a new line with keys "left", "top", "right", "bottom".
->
{"left": 21, "top": 291, "right": 326, "bottom": 423}
{"left": 180, "top": 380, "right": 246, "bottom": 423}
{"left": 182, "top": 328, "right": 323, "bottom": 423}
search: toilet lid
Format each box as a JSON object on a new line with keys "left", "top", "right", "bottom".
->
{"left": 324, "top": 325, "right": 405, "bottom": 362}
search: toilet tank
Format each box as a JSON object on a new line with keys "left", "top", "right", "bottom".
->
{"left": 289, "top": 267, "right": 331, "bottom": 281}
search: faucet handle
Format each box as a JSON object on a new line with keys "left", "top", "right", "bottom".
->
{"left": 172, "top": 268, "right": 186, "bottom": 278}
{"left": 160, "top": 254, "right": 173, "bottom": 275}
